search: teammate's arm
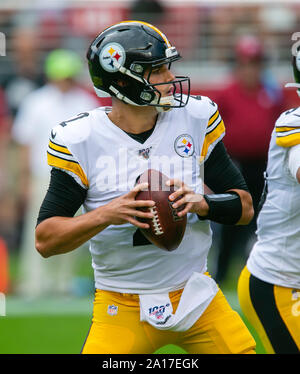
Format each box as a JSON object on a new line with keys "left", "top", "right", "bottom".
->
{"left": 35, "top": 169, "right": 155, "bottom": 258}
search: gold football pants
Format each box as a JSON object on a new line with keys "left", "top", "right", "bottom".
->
{"left": 81, "top": 287, "right": 256, "bottom": 354}
{"left": 238, "top": 266, "right": 300, "bottom": 354}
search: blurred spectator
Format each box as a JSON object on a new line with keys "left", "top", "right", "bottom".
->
{"left": 0, "top": 26, "right": 45, "bottom": 252}
{"left": 0, "top": 87, "right": 12, "bottom": 293}
{"left": 129, "top": 0, "right": 165, "bottom": 24}
{"left": 210, "top": 35, "right": 284, "bottom": 284}
{"left": 2, "top": 26, "right": 45, "bottom": 117}
{"left": 12, "top": 49, "right": 99, "bottom": 298}
{"left": 0, "top": 237, "right": 9, "bottom": 293}
{"left": 0, "top": 87, "right": 11, "bottom": 196}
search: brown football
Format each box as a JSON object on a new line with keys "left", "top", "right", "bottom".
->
{"left": 135, "top": 169, "right": 187, "bottom": 251}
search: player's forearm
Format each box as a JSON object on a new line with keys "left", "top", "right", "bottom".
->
{"left": 193, "top": 188, "right": 253, "bottom": 225}
{"left": 35, "top": 209, "right": 109, "bottom": 258}
{"left": 229, "top": 189, "right": 254, "bottom": 225}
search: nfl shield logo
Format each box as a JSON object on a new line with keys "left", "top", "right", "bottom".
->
{"left": 107, "top": 304, "right": 118, "bottom": 316}
{"left": 138, "top": 147, "right": 152, "bottom": 159}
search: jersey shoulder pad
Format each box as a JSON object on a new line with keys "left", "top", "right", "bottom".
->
{"left": 187, "top": 95, "right": 219, "bottom": 119}
{"left": 275, "top": 106, "right": 300, "bottom": 148}
{"left": 57, "top": 111, "right": 93, "bottom": 142}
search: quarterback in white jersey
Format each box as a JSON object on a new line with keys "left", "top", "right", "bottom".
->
{"left": 238, "top": 50, "right": 300, "bottom": 354}
{"left": 36, "top": 21, "right": 255, "bottom": 354}
{"left": 46, "top": 96, "right": 225, "bottom": 293}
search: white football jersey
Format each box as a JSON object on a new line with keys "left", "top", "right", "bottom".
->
{"left": 247, "top": 106, "right": 300, "bottom": 288}
{"left": 47, "top": 95, "right": 225, "bottom": 293}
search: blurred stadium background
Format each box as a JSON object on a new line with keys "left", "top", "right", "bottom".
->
{"left": 0, "top": 0, "right": 300, "bottom": 354}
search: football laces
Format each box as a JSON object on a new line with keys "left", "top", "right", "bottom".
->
{"left": 149, "top": 206, "right": 164, "bottom": 235}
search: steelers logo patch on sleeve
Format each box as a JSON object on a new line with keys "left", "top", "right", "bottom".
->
{"left": 99, "top": 43, "right": 126, "bottom": 72}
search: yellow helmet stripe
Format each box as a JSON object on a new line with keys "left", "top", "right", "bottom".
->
{"left": 119, "top": 20, "right": 171, "bottom": 48}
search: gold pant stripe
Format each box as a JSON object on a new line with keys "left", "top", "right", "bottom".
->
{"left": 237, "top": 266, "right": 275, "bottom": 354}
{"left": 273, "top": 284, "right": 300, "bottom": 350}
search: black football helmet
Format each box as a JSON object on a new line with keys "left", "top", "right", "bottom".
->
{"left": 86, "top": 21, "right": 190, "bottom": 111}
{"left": 285, "top": 49, "right": 300, "bottom": 97}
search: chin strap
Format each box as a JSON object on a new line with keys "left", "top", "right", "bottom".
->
{"left": 154, "top": 96, "right": 175, "bottom": 113}
{"left": 94, "top": 84, "right": 175, "bottom": 111}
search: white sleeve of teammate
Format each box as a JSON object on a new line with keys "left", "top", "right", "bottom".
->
{"left": 288, "top": 144, "right": 300, "bottom": 183}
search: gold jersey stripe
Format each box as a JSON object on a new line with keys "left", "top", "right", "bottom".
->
{"left": 201, "top": 119, "right": 225, "bottom": 158}
{"left": 49, "top": 140, "right": 72, "bottom": 155}
{"left": 208, "top": 109, "right": 219, "bottom": 126}
{"left": 120, "top": 20, "right": 171, "bottom": 47}
{"left": 276, "top": 126, "right": 300, "bottom": 133}
{"left": 47, "top": 152, "right": 89, "bottom": 187}
{"left": 276, "top": 132, "right": 300, "bottom": 148}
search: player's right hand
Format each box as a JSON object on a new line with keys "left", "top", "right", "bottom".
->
{"left": 100, "top": 182, "right": 155, "bottom": 229}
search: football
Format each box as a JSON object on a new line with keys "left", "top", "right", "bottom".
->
{"left": 135, "top": 169, "right": 187, "bottom": 251}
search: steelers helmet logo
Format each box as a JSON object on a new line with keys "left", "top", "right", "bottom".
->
{"left": 174, "top": 134, "right": 194, "bottom": 158}
{"left": 99, "top": 43, "right": 126, "bottom": 72}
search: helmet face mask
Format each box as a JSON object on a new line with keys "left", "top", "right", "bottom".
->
{"left": 140, "top": 74, "right": 190, "bottom": 111}
{"left": 87, "top": 21, "right": 190, "bottom": 110}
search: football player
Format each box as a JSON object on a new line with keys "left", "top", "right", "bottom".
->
{"left": 238, "top": 50, "right": 300, "bottom": 354}
{"left": 35, "top": 21, "right": 255, "bottom": 354}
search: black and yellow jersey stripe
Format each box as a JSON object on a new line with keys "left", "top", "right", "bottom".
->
{"left": 47, "top": 139, "right": 89, "bottom": 188}
{"left": 201, "top": 108, "right": 225, "bottom": 160}
{"left": 275, "top": 125, "right": 300, "bottom": 147}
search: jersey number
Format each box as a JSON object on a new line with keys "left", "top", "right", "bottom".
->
{"left": 60, "top": 112, "right": 89, "bottom": 127}
{"left": 284, "top": 108, "right": 297, "bottom": 115}
{"left": 133, "top": 229, "right": 151, "bottom": 246}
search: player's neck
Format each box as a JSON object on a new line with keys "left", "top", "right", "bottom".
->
{"left": 108, "top": 99, "right": 158, "bottom": 134}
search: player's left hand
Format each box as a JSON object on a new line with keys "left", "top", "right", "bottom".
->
{"left": 166, "top": 179, "right": 209, "bottom": 217}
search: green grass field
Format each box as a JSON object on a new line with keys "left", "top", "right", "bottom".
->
{"left": 0, "top": 252, "right": 266, "bottom": 354}
{"left": 0, "top": 292, "right": 266, "bottom": 354}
